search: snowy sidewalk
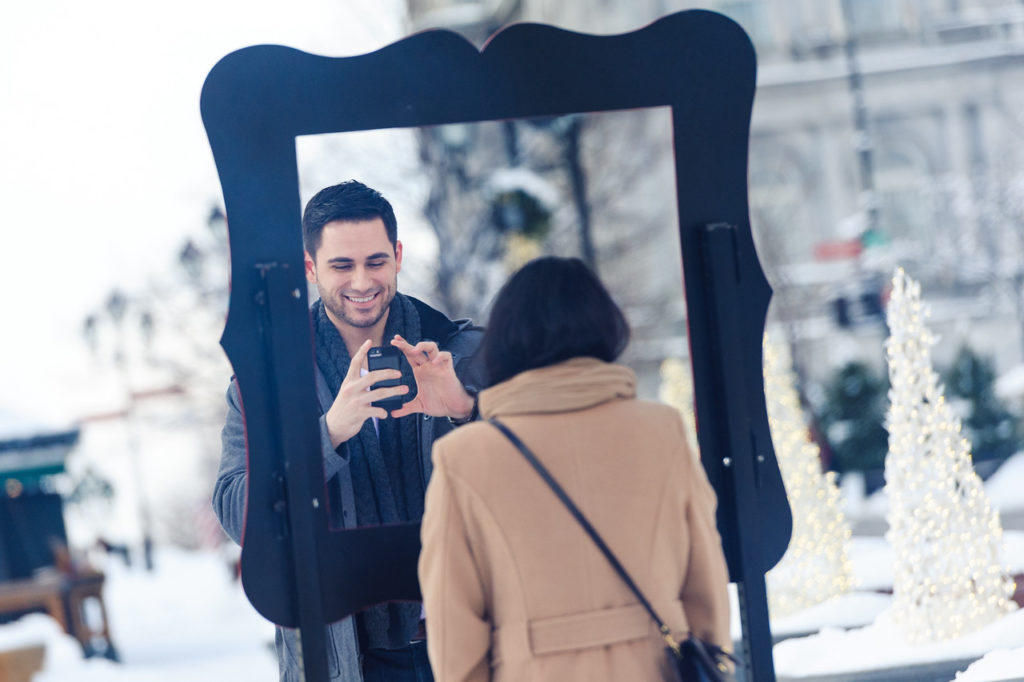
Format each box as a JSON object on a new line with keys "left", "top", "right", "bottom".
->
{"left": 775, "top": 659, "right": 1020, "bottom": 682}
{"left": 4, "top": 463, "right": 1024, "bottom": 682}
{"left": 0, "top": 547, "right": 277, "bottom": 681}
{"left": 760, "top": 527, "right": 1024, "bottom": 681}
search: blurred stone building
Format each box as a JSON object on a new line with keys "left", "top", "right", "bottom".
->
{"left": 404, "top": 0, "right": 1024, "bottom": 388}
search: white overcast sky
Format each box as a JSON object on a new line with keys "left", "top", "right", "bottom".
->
{"left": 0, "top": 0, "right": 408, "bottom": 424}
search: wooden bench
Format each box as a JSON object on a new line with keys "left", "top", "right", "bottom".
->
{"left": 0, "top": 644, "right": 45, "bottom": 682}
{"left": 0, "top": 571, "right": 116, "bottom": 660}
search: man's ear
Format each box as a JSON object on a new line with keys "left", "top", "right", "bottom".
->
{"left": 394, "top": 240, "right": 403, "bottom": 274}
{"left": 304, "top": 251, "right": 317, "bottom": 283}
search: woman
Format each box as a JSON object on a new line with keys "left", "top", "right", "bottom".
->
{"left": 418, "top": 256, "right": 731, "bottom": 682}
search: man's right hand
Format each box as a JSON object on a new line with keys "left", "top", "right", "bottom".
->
{"left": 325, "top": 339, "right": 409, "bottom": 448}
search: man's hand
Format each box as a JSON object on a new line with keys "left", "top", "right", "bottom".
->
{"left": 389, "top": 335, "right": 475, "bottom": 420}
{"left": 325, "top": 339, "right": 409, "bottom": 448}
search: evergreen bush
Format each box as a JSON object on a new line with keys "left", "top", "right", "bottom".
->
{"left": 818, "top": 361, "right": 889, "bottom": 472}
{"left": 941, "top": 346, "right": 1021, "bottom": 464}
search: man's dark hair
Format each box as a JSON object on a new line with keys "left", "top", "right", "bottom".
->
{"left": 302, "top": 180, "right": 398, "bottom": 255}
{"left": 483, "top": 256, "right": 630, "bottom": 386}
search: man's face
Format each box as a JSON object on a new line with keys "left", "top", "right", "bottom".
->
{"left": 304, "top": 218, "right": 402, "bottom": 334}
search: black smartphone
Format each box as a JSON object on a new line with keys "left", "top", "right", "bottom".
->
{"left": 367, "top": 345, "right": 404, "bottom": 410}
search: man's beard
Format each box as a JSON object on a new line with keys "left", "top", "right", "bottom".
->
{"left": 318, "top": 285, "right": 394, "bottom": 330}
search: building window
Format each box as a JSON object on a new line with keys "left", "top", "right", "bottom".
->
{"left": 844, "top": 0, "right": 907, "bottom": 40}
{"left": 875, "top": 140, "right": 932, "bottom": 244}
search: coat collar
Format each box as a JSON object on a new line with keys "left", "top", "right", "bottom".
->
{"left": 480, "top": 357, "right": 637, "bottom": 418}
{"left": 407, "top": 294, "right": 477, "bottom": 344}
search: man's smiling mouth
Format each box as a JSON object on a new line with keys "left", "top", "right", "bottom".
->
{"left": 346, "top": 293, "right": 377, "bottom": 303}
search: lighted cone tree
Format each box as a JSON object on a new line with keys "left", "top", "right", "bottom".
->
{"left": 658, "top": 357, "right": 699, "bottom": 460}
{"left": 884, "top": 267, "right": 1017, "bottom": 643}
{"left": 762, "top": 334, "right": 854, "bottom": 617}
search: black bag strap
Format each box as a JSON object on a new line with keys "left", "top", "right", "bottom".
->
{"left": 489, "top": 417, "right": 682, "bottom": 655}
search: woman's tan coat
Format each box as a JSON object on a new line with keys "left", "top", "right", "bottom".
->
{"left": 418, "top": 357, "right": 731, "bottom": 682}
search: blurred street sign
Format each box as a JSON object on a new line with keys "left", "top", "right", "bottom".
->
{"left": 814, "top": 238, "right": 863, "bottom": 260}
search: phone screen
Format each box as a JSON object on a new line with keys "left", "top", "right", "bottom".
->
{"left": 367, "top": 346, "right": 403, "bottom": 410}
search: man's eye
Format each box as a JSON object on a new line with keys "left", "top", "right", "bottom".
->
{"left": 333, "top": 264, "right": 352, "bottom": 271}
{"left": 367, "top": 261, "right": 386, "bottom": 268}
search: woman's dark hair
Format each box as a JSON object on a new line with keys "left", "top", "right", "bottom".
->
{"left": 483, "top": 256, "right": 630, "bottom": 385}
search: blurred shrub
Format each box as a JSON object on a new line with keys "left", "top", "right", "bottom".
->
{"left": 941, "top": 346, "right": 1021, "bottom": 464}
{"left": 817, "top": 361, "right": 889, "bottom": 473}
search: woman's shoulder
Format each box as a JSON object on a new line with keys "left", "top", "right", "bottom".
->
{"left": 607, "top": 398, "right": 697, "bottom": 464}
{"left": 432, "top": 420, "right": 503, "bottom": 469}
{"left": 614, "top": 397, "right": 689, "bottom": 428}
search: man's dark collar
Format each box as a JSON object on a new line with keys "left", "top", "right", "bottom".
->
{"left": 404, "top": 294, "right": 462, "bottom": 342}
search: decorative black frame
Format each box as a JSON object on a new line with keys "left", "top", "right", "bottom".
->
{"left": 201, "top": 9, "right": 791, "bottom": 681}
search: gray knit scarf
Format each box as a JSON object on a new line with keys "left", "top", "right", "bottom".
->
{"left": 312, "top": 293, "right": 424, "bottom": 650}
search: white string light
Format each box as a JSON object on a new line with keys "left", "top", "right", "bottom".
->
{"left": 659, "top": 357, "right": 700, "bottom": 461}
{"left": 884, "top": 267, "right": 1017, "bottom": 643}
{"left": 762, "top": 334, "right": 855, "bottom": 617}
{"left": 659, "top": 348, "right": 856, "bottom": 617}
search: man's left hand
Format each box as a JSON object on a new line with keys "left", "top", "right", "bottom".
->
{"left": 389, "top": 335, "right": 475, "bottom": 420}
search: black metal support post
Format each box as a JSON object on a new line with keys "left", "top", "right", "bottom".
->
{"left": 257, "top": 263, "right": 329, "bottom": 682}
{"left": 702, "top": 223, "right": 776, "bottom": 681}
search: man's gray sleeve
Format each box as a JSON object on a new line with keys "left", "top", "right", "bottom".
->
{"left": 213, "top": 379, "right": 355, "bottom": 545}
{"left": 212, "top": 381, "right": 248, "bottom": 545}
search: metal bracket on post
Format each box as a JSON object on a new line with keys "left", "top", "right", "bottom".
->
{"left": 256, "top": 262, "right": 329, "bottom": 682}
{"left": 701, "top": 223, "right": 776, "bottom": 681}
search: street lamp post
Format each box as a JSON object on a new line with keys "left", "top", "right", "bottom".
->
{"left": 93, "top": 289, "right": 157, "bottom": 571}
{"left": 840, "top": 0, "right": 880, "bottom": 242}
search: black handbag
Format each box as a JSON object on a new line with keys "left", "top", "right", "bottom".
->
{"left": 490, "top": 418, "right": 737, "bottom": 682}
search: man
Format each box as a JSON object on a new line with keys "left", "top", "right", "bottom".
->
{"left": 213, "top": 180, "right": 484, "bottom": 682}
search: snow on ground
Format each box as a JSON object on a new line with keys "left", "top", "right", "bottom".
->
{"left": 728, "top": 531, "right": 1024, "bottom": 641}
{"left": 1, "top": 534, "right": 1023, "bottom": 681}
{"left": 3, "top": 455, "right": 1024, "bottom": 680}
{"left": 847, "top": 535, "right": 897, "bottom": 591}
{"left": 767, "top": 530, "right": 1024, "bottom": 679}
{"left": 956, "top": 646, "right": 1024, "bottom": 681}
{"left": 849, "top": 451, "right": 1024, "bottom": 531}
{"left": 0, "top": 547, "right": 276, "bottom": 681}
{"left": 846, "top": 530, "right": 1024, "bottom": 590}
{"left": 766, "top": 592, "right": 892, "bottom": 639}
{"left": 985, "top": 451, "right": 1024, "bottom": 514}
{"left": 774, "top": 608, "right": 1024, "bottom": 679}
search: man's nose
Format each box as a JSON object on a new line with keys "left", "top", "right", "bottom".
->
{"left": 350, "top": 267, "right": 372, "bottom": 292}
